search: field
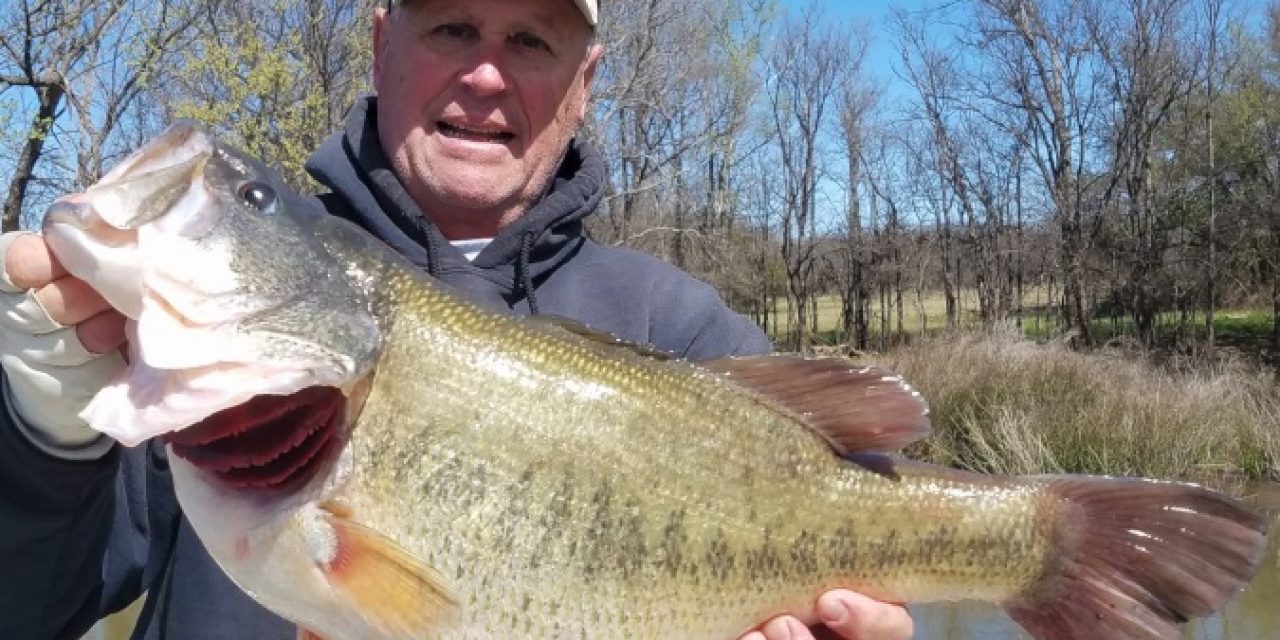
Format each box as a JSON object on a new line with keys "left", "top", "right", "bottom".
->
{"left": 766, "top": 290, "right": 1275, "bottom": 357}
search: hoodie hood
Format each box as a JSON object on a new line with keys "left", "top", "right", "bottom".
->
{"left": 305, "top": 96, "right": 607, "bottom": 313}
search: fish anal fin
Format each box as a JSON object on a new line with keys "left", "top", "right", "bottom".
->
{"left": 701, "top": 356, "right": 931, "bottom": 454}
{"left": 318, "top": 508, "right": 457, "bottom": 637}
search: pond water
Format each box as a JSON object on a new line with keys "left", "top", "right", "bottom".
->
{"left": 910, "top": 483, "right": 1280, "bottom": 639}
{"left": 90, "top": 484, "right": 1280, "bottom": 639}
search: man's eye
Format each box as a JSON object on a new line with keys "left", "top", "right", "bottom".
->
{"left": 510, "top": 32, "right": 551, "bottom": 53}
{"left": 433, "top": 23, "right": 475, "bottom": 40}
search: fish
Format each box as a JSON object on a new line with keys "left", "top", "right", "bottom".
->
{"left": 42, "top": 121, "right": 1268, "bottom": 640}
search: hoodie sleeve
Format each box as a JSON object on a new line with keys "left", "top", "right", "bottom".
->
{"left": 649, "top": 277, "right": 773, "bottom": 361}
{"left": 0, "top": 389, "right": 161, "bottom": 639}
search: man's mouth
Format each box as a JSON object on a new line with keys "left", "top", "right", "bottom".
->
{"left": 438, "top": 121, "right": 515, "bottom": 143}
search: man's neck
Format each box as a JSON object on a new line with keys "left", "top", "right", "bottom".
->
{"left": 427, "top": 206, "right": 527, "bottom": 241}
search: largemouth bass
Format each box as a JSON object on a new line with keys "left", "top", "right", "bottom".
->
{"left": 42, "top": 123, "right": 1267, "bottom": 640}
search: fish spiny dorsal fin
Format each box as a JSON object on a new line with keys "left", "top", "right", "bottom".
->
{"left": 700, "top": 356, "right": 931, "bottom": 454}
{"left": 315, "top": 503, "right": 457, "bottom": 636}
{"left": 526, "top": 314, "right": 673, "bottom": 360}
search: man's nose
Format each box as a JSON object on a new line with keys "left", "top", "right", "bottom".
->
{"left": 458, "top": 50, "right": 508, "bottom": 98}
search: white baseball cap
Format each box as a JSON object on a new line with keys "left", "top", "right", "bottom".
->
{"left": 389, "top": 1, "right": 597, "bottom": 27}
{"left": 574, "top": 0, "right": 599, "bottom": 26}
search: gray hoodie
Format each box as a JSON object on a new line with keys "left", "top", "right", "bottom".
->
{"left": 0, "top": 97, "right": 770, "bottom": 639}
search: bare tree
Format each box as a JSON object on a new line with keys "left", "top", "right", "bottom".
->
{"left": 836, "top": 73, "right": 877, "bottom": 349}
{"left": 1202, "top": 0, "right": 1223, "bottom": 348}
{"left": 971, "top": 0, "right": 1104, "bottom": 345}
{"left": 1088, "top": 0, "right": 1198, "bottom": 347}
{"left": 765, "top": 2, "right": 853, "bottom": 351}
{"left": 0, "top": 0, "right": 203, "bottom": 230}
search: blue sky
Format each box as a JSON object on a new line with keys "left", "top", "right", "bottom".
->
{"left": 777, "top": 0, "right": 941, "bottom": 104}
{"left": 777, "top": 0, "right": 1269, "bottom": 105}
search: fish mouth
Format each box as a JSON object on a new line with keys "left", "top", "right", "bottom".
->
{"left": 101, "top": 121, "right": 209, "bottom": 184}
{"left": 165, "top": 386, "right": 347, "bottom": 491}
{"left": 42, "top": 121, "right": 375, "bottom": 447}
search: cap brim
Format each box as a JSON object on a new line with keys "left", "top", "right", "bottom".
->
{"left": 574, "top": 0, "right": 598, "bottom": 26}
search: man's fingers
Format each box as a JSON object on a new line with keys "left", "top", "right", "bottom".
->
{"left": 816, "top": 590, "right": 913, "bottom": 640}
{"left": 759, "top": 616, "right": 815, "bottom": 640}
{"left": 2, "top": 232, "right": 67, "bottom": 290}
{"left": 77, "top": 310, "right": 127, "bottom": 355}
{"left": 32, "top": 276, "right": 112, "bottom": 326}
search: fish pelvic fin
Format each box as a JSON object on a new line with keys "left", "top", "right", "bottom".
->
{"left": 701, "top": 357, "right": 930, "bottom": 453}
{"left": 1006, "top": 477, "right": 1267, "bottom": 640}
{"left": 297, "top": 629, "right": 325, "bottom": 640}
{"left": 313, "top": 505, "right": 458, "bottom": 637}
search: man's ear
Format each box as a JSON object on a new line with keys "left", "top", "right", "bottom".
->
{"left": 577, "top": 44, "right": 605, "bottom": 120}
{"left": 372, "top": 8, "right": 390, "bottom": 88}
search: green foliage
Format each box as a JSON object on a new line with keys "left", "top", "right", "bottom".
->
{"left": 160, "top": 0, "right": 374, "bottom": 191}
{"left": 171, "top": 30, "right": 327, "bottom": 186}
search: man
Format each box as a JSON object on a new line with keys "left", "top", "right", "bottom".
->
{"left": 0, "top": 0, "right": 912, "bottom": 638}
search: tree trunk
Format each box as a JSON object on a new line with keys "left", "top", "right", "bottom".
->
{"left": 1272, "top": 195, "right": 1280, "bottom": 356}
{"left": 1062, "top": 213, "right": 1092, "bottom": 346}
{"left": 4, "top": 83, "right": 65, "bottom": 232}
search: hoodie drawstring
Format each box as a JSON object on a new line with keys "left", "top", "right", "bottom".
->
{"left": 518, "top": 230, "right": 539, "bottom": 315}
{"left": 400, "top": 212, "right": 440, "bottom": 276}
{"left": 423, "top": 226, "right": 440, "bottom": 277}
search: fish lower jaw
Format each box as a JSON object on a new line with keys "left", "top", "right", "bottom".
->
{"left": 168, "top": 454, "right": 295, "bottom": 554}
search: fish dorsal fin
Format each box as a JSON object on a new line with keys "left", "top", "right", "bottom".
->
{"left": 701, "top": 356, "right": 931, "bottom": 454}
{"left": 316, "top": 503, "right": 457, "bottom": 636}
{"left": 526, "top": 314, "right": 672, "bottom": 360}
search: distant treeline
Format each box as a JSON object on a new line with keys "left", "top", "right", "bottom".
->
{"left": 3, "top": 0, "right": 1278, "bottom": 357}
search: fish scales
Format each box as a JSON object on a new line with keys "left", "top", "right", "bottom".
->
{"left": 334, "top": 268, "right": 1056, "bottom": 638}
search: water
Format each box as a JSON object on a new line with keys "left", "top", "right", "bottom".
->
{"left": 910, "top": 483, "right": 1280, "bottom": 639}
{"left": 92, "top": 485, "right": 1280, "bottom": 639}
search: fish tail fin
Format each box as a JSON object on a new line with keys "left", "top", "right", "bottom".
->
{"left": 1005, "top": 477, "right": 1267, "bottom": 640}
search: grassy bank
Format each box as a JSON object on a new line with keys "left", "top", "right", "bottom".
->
{"left": 863, "top": 330, "right": 1280, "bottom": 482}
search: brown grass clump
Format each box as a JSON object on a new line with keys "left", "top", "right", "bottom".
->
{"left": 869, "top": 329, "right": 1280, "bottom": 482}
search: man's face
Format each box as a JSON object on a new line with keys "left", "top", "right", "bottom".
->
{"left": 373, "top": 0, "right": 602, "bottom": 238}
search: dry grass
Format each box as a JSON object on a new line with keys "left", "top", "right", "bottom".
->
{"left": 864, "top": 328, "right": 1280, "bottom": 482}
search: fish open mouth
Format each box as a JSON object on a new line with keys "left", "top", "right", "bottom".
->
{"left": 165, "top": 386, "right": 347, "bottom": 490}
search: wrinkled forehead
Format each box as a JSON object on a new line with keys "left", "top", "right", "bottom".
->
{"left": 388, "top": 0, "right": 598, "bottom": 32}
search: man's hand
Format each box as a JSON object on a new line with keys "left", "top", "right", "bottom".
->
{"left": 738, "top": 590, "right": 913, "bottom": 640}
{"left": 0, "top": 232, "right": 126, "bottom": 451}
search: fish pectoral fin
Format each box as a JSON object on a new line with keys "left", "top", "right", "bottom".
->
{"left": 318, "top": 508, "right": 458, "bottom": 636}
{"left": 700, "top": 357, "right": 931, "bottom": 454}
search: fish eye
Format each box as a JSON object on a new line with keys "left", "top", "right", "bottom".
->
{"left": 237, "top": 181, "right": 277, "bottom": 213}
